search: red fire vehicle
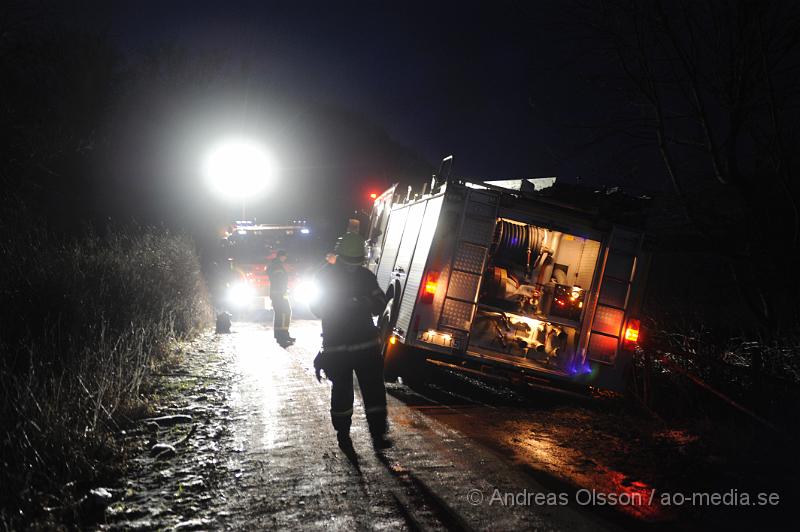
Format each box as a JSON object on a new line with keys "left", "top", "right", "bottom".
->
{"left": 218, "top": 220, "right": 319, "bottom": 314}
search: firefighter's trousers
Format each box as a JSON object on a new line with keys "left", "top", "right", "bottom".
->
{"left": 326, "top": 345, "right": 387, "bottom": 438}
{"left": 271, "top": 295, "right": 292, "bottom": 341}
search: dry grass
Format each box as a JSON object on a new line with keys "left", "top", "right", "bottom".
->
{"left": 0, "top": 224, "right": 212, "bottom": 527}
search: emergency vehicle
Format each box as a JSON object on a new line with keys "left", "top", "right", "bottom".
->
{"left": 367, "top": 167, "right": 650, "bottom": 392}
{"left": 218, "top": 220, "right": 318, "bottom": 313}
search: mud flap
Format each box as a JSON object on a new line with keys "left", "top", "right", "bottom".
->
{"left": 384, "top": 341, "right": 431, "bottom": 387}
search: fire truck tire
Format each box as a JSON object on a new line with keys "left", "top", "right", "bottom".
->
{"left": 378, "top": 281, "right": 401, "bottom": 351}
{"left": 385, "top": 280, "right": 401, "bottom": 324}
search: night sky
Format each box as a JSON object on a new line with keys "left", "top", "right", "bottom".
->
{"left": 98, "top": 2, "right": 652, "bottom": 207}
{"left": 104, "top": 1, "right": 569, "bottom": 177}
{"left": 4, "top": 1, "right": 677, "bottom": 244}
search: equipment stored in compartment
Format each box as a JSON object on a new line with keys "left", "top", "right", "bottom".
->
{"left": 367, "top": 166, "right": 649, "bottom": 392}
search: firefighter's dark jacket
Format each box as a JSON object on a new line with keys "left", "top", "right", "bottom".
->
{"left": 267, "top": 259, "right": 289, "bottom": 298}
{"left": 311, "top": 263, "right": 386, "bottom": 347}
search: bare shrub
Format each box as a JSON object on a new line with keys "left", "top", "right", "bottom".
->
{"left": 0, "top": 223, "right": 212, "bottom": 526}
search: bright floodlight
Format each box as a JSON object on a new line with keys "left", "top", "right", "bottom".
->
{"left": 204, "top": 138, "right": 276, "bottom": 200}
{"left": 227, "top": 281, "right": 255, "bottom": 308}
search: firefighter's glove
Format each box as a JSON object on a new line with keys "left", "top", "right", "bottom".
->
{"left": 313, "top": 351, "right": 325, "bottom": 383}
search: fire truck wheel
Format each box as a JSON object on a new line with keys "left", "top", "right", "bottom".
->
{"left": 378, "top": 282, "right": 400, "bottom": 352}
{"left": 384, "top": 281, "right": 401, "bottom": 325}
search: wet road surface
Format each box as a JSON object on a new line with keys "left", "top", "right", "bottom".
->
{"left": 100, "top": 319, "right": 795, "bottom": 531}
{"left": 102, "top": 320, "right": 614, "bottom": 530}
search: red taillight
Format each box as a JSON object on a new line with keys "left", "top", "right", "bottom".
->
{"left": 622, "top": 318, "right": 641, "bottom": 350}
{"left": 370, "top": 192, "right": 378, "bottom": 200}
{"left": 389, "top": 336, "right": 397, "bottom": 345}
{"left": 421, "top": 270, "right": 439, "bottom": 303}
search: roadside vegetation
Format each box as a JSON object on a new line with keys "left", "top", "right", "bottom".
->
{"left": 628, "top": 221, "right": 800, "bottom": 436}
{"left": 0, "top": 216, "right": 212, "bottom": 527}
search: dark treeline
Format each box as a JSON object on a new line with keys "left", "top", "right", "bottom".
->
{"left": 514, "top": 1, "right": 800, "bottom": 435}
{"left": 535, "top": 3, "right": 800, "bottom": 349}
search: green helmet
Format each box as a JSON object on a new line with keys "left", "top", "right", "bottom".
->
{"left": 336, "top": 232, "right": 365, "bottom": 263}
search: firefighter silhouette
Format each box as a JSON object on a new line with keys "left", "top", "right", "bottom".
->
{"left": 311, "top": 232, "right": 391, "bottom": 452}
{"left": 268, "top": 249, "right": 294, "bottom": 347}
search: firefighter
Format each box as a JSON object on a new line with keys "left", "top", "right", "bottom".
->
{"left": 268, "top": 249, "right": 294, "bottom": 347}
{"left": 311, "top": 232, "right": 391, "bottom": 451}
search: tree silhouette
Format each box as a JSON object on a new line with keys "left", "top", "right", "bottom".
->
{"left": 572, "top": 1, "right": 800, "bottom": 332}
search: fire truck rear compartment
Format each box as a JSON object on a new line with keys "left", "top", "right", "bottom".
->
{"left": 468, "top": 218, "right": 601, "bottom": 375}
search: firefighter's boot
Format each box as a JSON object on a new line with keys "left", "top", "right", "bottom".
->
{"left": 337, "top": 431, "right": 354, "bottom": 452}
{"left": 366, "top": 412, "right": 392, "bottom": 450}
{"left": 331, "top": 408, "right": 353, "bottom": 452}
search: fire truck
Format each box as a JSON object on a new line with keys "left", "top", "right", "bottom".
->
{"left": 367, "top": 168, "right": 650, "bottom": 392}
{"left": 218, "top": 220, "right": 319, "bottom": 314}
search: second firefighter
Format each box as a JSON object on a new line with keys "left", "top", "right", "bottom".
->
{"left": 268, "top": 249, "right": 294, "bottom": 347}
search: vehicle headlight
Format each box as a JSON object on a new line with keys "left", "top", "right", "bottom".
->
{"left": 227, "top": 281, "right": 255, "bottom": 308}
{"left": 293, "top": 278, "right": 321, "bottom": 305}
